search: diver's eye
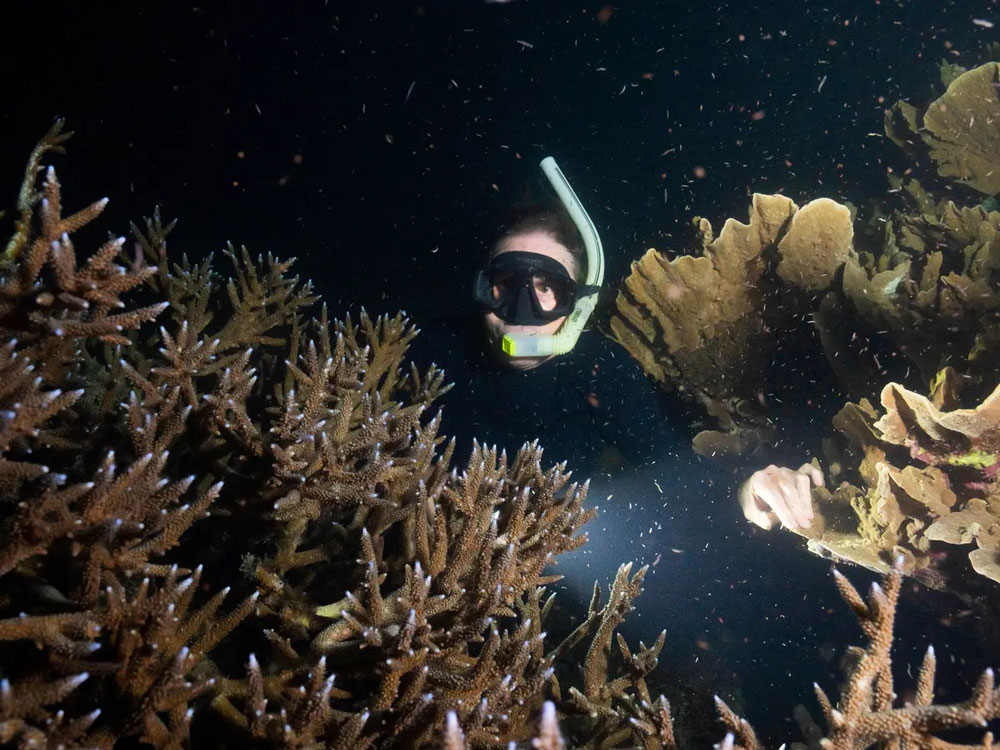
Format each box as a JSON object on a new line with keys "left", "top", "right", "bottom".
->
{"left": 533, "top": 275, "right": 558, "bottom": 311}
{"left": 488, "top": 270, "right": 516, "bottom": 302}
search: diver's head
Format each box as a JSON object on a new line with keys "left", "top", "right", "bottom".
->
{"left": 476, "top": 205, "right": 585, "bottom": 370}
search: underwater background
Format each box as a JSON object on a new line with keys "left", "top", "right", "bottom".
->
{"left": 3, "top": 1, "right": 986, "bottom": 320}
{"left": 2, "top": 1, "right": 999, "bottom": 747}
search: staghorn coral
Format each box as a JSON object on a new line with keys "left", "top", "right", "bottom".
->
{"left": 1, "top": 130, "right": 669, "bottom": 749}
{"left": 0, "top": 335, "right": 82, "bottom": 488}
{"left": 713, "top": 559, "right": 999, "bottom": 750}
{"left": 610, "top": 194, "right": 852, "bottom": 458}
{"left": 443, "top": 700, "right": 567, "bottom": 750}
{"left": 0, "top": 140, "right": 256, "bottom": 748}
{"left": 446, "top": 561, "right": 1000, "bottom": 750}
{"left": 0, "top": 157, "right": 167, "bottom": 385}
{"left": 1, "top": 119, "right": 73, "bottom": 266}
{"left": 552, "top": 563, "right": 678, "bottom": 749}
{"left": 436, "top": 563, "right": 679, "bottom": 750}
{"left": 789, "top": 368, "right": 1000, "bottom": 588}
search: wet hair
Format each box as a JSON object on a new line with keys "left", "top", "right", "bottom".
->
{"left": 491, "top": 203, "right": 585, "bottom": 279}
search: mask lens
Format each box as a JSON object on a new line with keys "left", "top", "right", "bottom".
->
{"left": 488, "top": 269, "right": 518, "bottom": 304}
{"left": 532, "top": 272, "right": 573, "bottom": 312}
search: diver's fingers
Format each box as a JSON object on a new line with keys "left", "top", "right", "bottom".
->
{"left": 798, "top": 462, "right": 825, "bottom": 488}
{"left": 739, "top": 480, "right": 774, "bottom": 530}
{"left": 753, "top": 482, "right": 799, "bottom": 530}
{"left": 793, "top": 472, "right": 813, "bottom": 527}
{"left": 747, "top": 504, "right": 775, "bottom": 531}
{"left": 776, "top": 473, "right": 809, "bottom": 529}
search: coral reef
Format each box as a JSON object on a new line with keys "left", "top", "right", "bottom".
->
{"left": 447, "top": 561, "right": 1000, "bottom": 750}
{"left": 611, "top": 181, "right": 1000, "bottom": 456}
{"left": 4, "top": 100, "right": 997, "bottom": 745}
{"left": 792, "top": 367, "right": 1000, "bottom": 589}
{"left": 610, "top": 59, "right": 1000, "bottom": 598}
{"left": 885, "top": 62, "right": 1000, "bottom": 197}
{"left": 784, "top": 62, "right": 1000, "bottom": 588}
{"left": 610, "top": 194, "right": 852, "bottom": 458}
{"left": 815, "top": 59, "right": 1000, "bottom": 408}
{"left": 612, "top": 56, "right": 1000, "bottom": 431}
{"left": 611, "top": 194, "right": 1000, "bottom": 587}
{"left": 815, "top": 175, "right": 1000, "bottom": 405}
{"left": 714, "top": 559, "right": 999, "bottom": 750}
{"left": 0, "top": 127, "right": 687, "bottom": 749}
{"left": 610, "top": 175, "right": 998, "bottom": 461}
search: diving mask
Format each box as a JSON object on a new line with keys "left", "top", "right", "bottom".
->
{"left": 473, "top": 251, "right": 599, "bottom": 326}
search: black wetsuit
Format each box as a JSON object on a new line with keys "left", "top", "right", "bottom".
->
{"left": 407, "top": 314, "right": 689, "bottom": 474}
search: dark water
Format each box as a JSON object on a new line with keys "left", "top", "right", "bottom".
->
{"left": 3, "top": 0, "right": 998, "bottom": 745}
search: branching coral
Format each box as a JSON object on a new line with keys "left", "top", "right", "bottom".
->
{"left": 447, "top": 561, "right": 1000, "bottom": 750}
{"left": 0, "top": 130, "right": 662, "bottom": 749}
{"left": 0, "top": 133, "right": 167, "bottom": 385}
{"left": 1, "top": 119, "right": 73, "bottom": 266}
{"left": 555, "top": 563, "right": 678, "bottom": 749}
{"left": 0, "top": 142, "right": 256, "bottom": 748}
{"left": 715, "top": 559, "right": 999, "bottom": 750}
{"left": 4, "top": 94, "right": 996, "bottom": 745}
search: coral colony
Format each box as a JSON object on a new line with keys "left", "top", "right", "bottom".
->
{"left": 612, "top": 62, "right": 1000, "bottom": 594}
{"left": 1, "top": 65, "right": 1000, "bottom": 748}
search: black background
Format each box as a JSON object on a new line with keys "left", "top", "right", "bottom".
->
{"left": 4, "top": 1, "right": 987, "bottom": 320}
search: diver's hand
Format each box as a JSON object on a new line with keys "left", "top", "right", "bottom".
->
{"left": 739, "top": 463, "right": 823, "bottom": 530}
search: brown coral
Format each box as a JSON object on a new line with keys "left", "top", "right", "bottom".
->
{"left": 715, "top": 560, "right": 999, "bottom": 750}
{"left": 817, "top": 187, "right": 1000, "bottom": 401}
{"left": 0, "top": 130, "right": 652, "bottom": 750}
{"left": 2, "top": 100, "right": 998, "bottom": 749}
{"left": 447, "top": 560, "right": 1000, "bottom": 750}
{"left": 610, "top": 194, "right": 852, "bottom": 458}
{"left": 791, "top": 370, "right": 1000, "bottom": 588}
{"left": 886, "top": 62, "right": 1000, "bottom": 196}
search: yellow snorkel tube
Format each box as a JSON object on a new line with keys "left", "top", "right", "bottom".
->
{"left": 501, "top": 157, "right": 605, "bottom": 357}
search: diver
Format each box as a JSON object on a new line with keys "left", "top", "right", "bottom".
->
{"left": 408, "top": 157, "right": 817, "bottom": 531}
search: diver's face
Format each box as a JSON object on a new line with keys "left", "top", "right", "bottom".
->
{"left": 483, "top": 230, "right": 580, "bottom": 371}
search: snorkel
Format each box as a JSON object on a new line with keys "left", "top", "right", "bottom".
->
{"left": 501, "top": 157, "right": 605, "bottom": 358}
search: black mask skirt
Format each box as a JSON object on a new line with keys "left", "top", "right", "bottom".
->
{"left": 473, "top": 251, "right": 579, "bottom": 326}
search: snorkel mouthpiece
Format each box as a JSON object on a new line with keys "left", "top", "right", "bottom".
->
{"left": 501, "top": 157, "right": 605, "bottom": 357}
